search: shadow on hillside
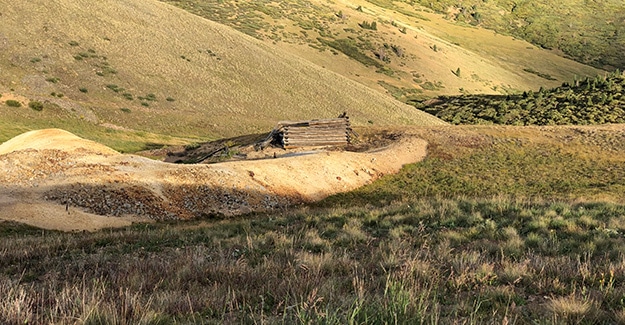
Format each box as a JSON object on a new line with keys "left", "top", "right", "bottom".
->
{"left": 141, "top": 142, "right": 166, "bottom": 151}
{"left": 42, "top": 181, "right": 295, "bottom": 221}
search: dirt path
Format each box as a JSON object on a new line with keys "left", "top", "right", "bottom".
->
{"left": 0, "top": 129, "right": 427, "bottom": 231}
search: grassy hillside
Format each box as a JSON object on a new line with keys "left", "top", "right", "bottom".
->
{"left": 3, "top": 1, "right": 625, "bottom": 323}
{"left": 402, "top": 0, "right": 625, "bottom": 70}
{"left": 3, "top": 125, "right": 625, "bottom": 323}
{"left": 414, "top": 71, "right": 625, "bottom": 126}
{"left": 333, "top": 125, "right": 625, "bottom": 204}
{"left": 0, "top": 0, "right": 443, "bottom": 150}
{"left": 162, "top": 0, "right": 602, "bottom": 100}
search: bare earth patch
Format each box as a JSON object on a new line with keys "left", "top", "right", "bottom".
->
{"left": 0, "top": 129, "right": 427, "bottom": 231}
{"left": 0, "top": 93, "right": 30, "bottom": 107}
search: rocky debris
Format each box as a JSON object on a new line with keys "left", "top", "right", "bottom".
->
{"left": 575, "top": 128, "right": 625, "bottom": 151}
{"left": 0, "top": 149, "right": 72, "bottom": 186}
{"left": 42, "top": 181, "right": 294, "bottom": 221}
{"left": 163, "top": 184, "right": 291, "bottom": 218}
{"left": 0, "top": 147, "right": 300, "bottom": 221}
{"left": 44, "top": 184, "right": 181, "bottom": 220}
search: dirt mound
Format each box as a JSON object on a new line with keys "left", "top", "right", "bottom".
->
{"left": 0, "top": 129, "right": 428, "bottom": 231}
{"left": 0, "top": 129, "right": 118, "bottom": 156}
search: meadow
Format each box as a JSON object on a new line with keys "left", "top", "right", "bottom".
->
{"left": 2, "top": 125, "right": 625, "bottom": 324}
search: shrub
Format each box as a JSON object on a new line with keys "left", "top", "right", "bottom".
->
{"left": 46, "top": 77, "right": 59, "bottom": 83}
{"left": 317, "top": 38, "right": 383, "bottom": 68}
{"left": 390, "top": 44, "right": 404, "bottom": 57}
{"left": 68, "top": 40, "right": 79, "bottom": 46}
{"left": 138, "top": 94, "right": 157, "bottom": 101}
{"left": 523, "top": 68, "right": 557, "bottom": 81}
{"left": 30, "top": 57, "right": 41, "bottom": 63}
{"left": 120, "top": 107, "right": 131, "bottom": 113}
{"left": 5, "top": 100, "right": 21, "bottom": 107}
{"left": 166, "top": 97, "right": 175, "bottom": 102}
{"left": 359, "top": 21, "right": 377, "bottom": 30}
{"left": 141, "top": 102, "right": 149, "bottom": 107}
{"left": 374, "top": 47, "right": 390, "bottom": 63}
{"left": 28, "top": 101, "right": 44, "bottom": 111}
{"left": 106, "top": 84, "right": 123, "bottom": 93}
{"left": 79, "top": 87, "right": 88, "bottom": 93}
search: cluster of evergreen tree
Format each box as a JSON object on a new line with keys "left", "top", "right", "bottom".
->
{"left": 414, "top": 71, "right": 625, "bottom": 126}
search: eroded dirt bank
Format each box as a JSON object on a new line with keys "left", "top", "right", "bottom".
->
{"left": 0, "top": 129, "right": 427, "bottom": 231}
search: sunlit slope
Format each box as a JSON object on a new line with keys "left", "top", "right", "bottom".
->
{"left": 0, "top": 0, "right": 444, "bottom": 143}
{"left": 162, "top": 0, "right": 603, "bottom": 101}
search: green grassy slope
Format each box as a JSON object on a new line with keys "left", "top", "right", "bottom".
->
{"left": 0, "top": 0, "right": 443, "bottom": 149}
{"left": 162, "top": 0, "right": 603, "bottom": 100}
{"left": 331, "top": 125, "right": 625, "bottom": 205}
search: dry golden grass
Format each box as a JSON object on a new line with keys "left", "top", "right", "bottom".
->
{"left": 616, "top": 309, "right": 625, "bottom": 324}
{"left": 0, "top": 0, "right": 443, "bottom": 145}
{"left": 336, "top": 0, "right": 600, "bottom": 94}
{"left": 180, "top": 0, "right": 603, "bottom": 99}
{"left": 2, "top": 195, "right": 625, "bottom": 323}
{"left": 548, "top": 295, "right": 597, "bottom": 323}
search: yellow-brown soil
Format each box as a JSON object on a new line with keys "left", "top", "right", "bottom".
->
{"left": 0, "top": 129, "right": 427, "bottom": 231}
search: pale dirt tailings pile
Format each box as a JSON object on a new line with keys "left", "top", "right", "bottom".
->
{"left": 0, "top": 129, "right": 427, "bottom": 231}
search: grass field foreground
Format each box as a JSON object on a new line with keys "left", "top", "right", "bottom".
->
{"left": 1, "top": 198, "right": 624, "bottom": 324}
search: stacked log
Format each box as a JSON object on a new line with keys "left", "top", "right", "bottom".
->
{"left": 257, "top": 116, "right": 352, "bottom": 149}
{"left": 281, "top": 117, "right": 351, "bottom": 149}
